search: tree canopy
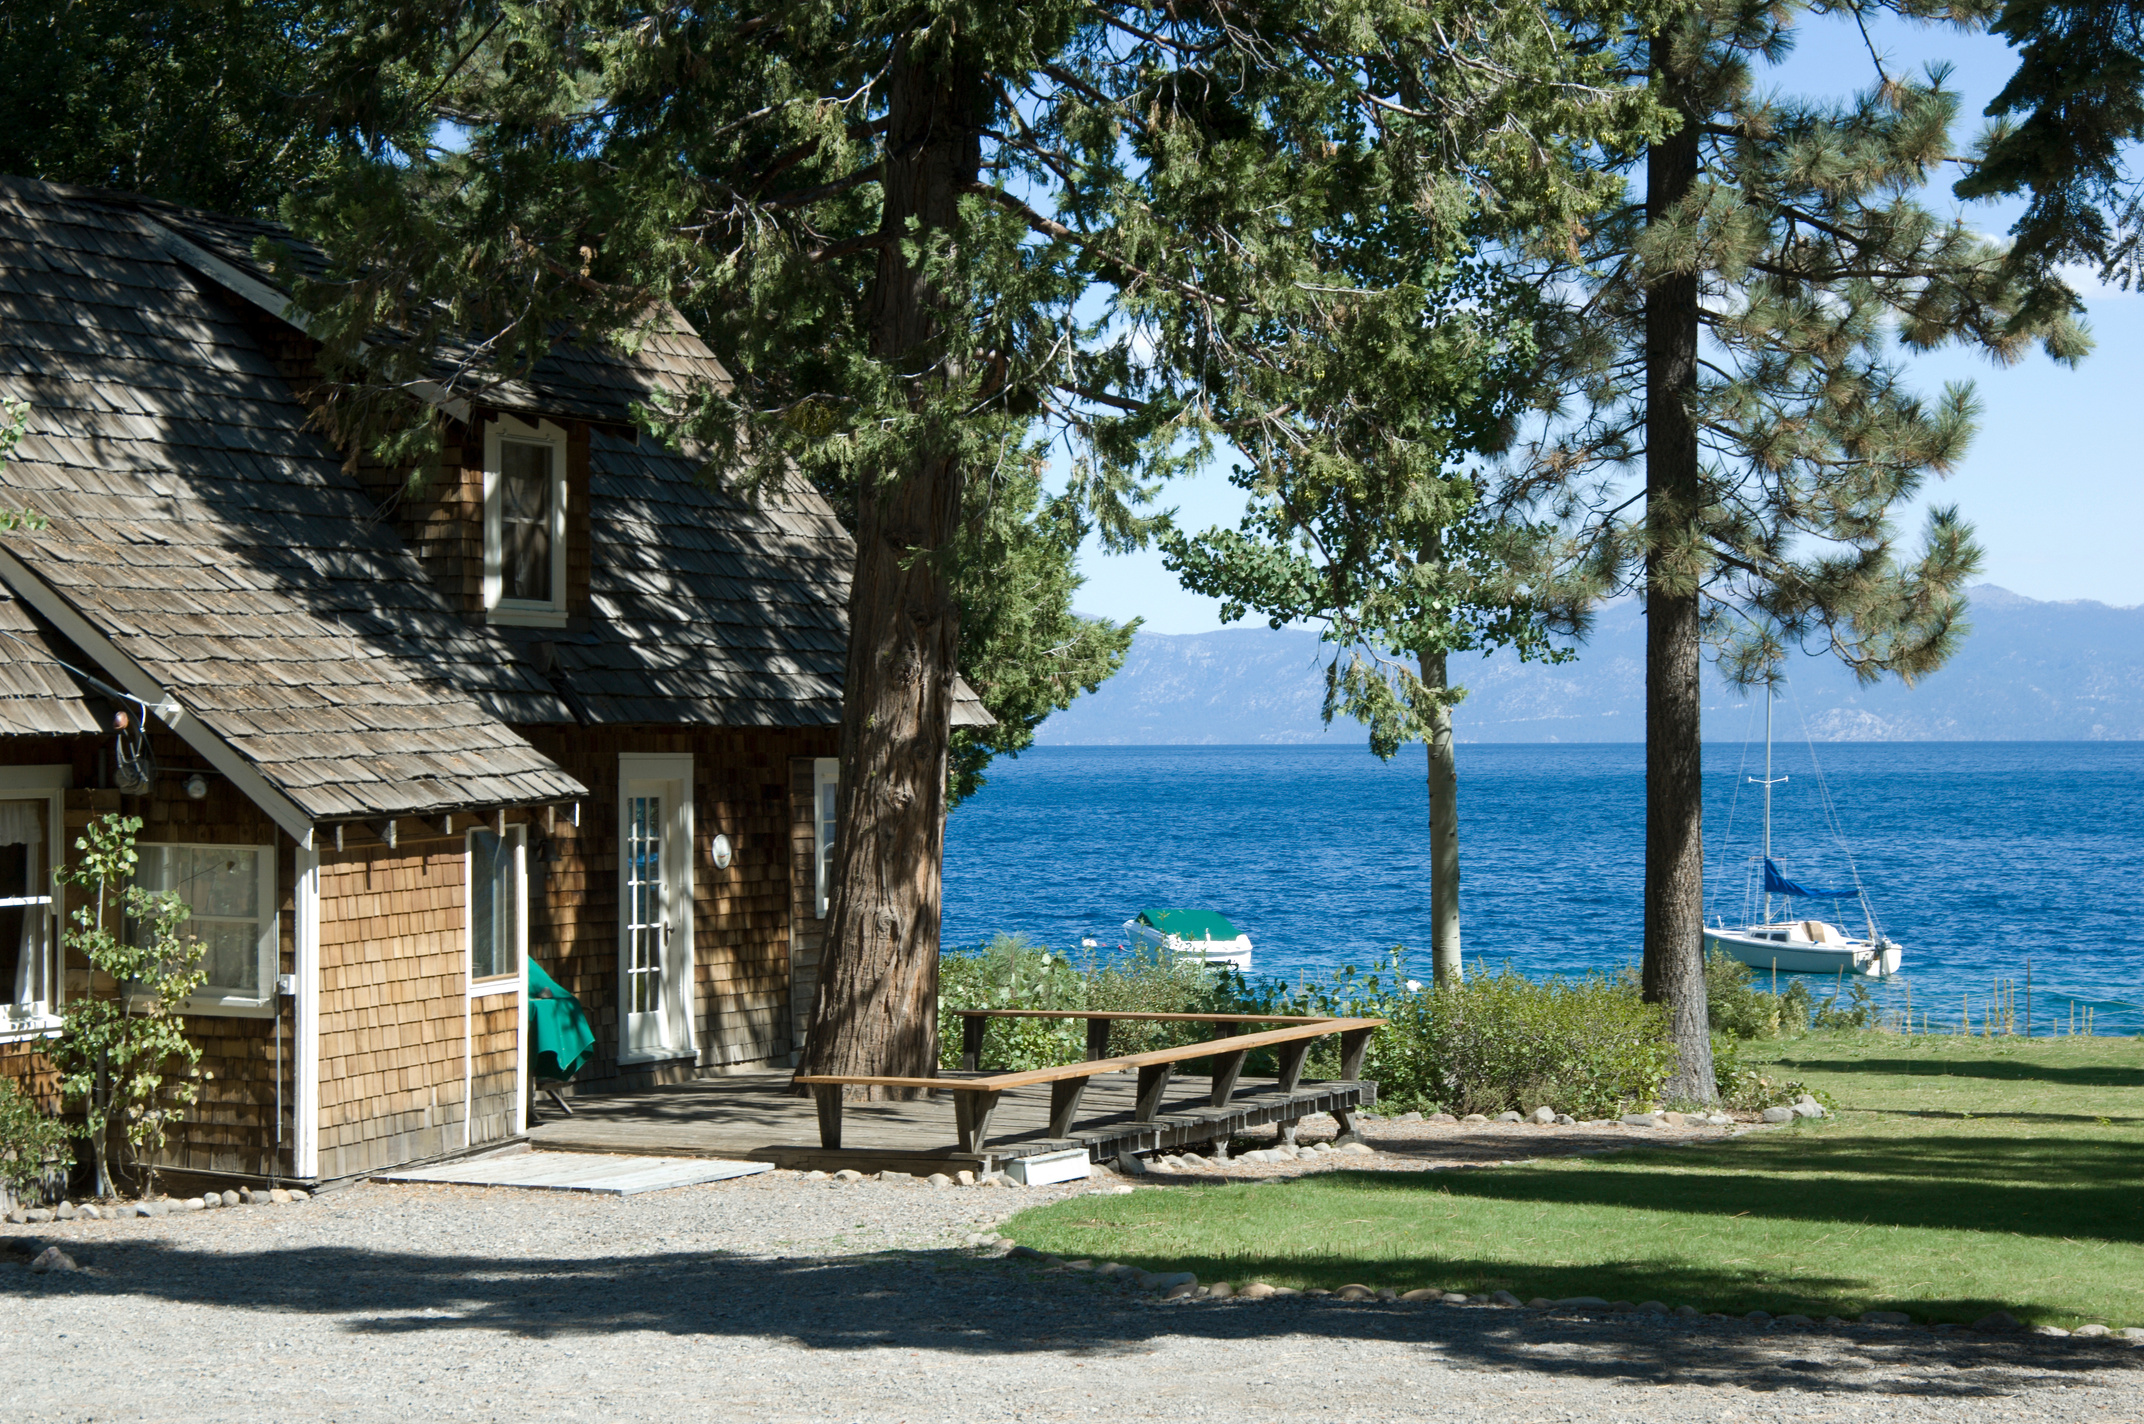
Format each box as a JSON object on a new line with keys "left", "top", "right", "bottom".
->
{"left": 0, "top": 0, "right": 345, "bottom": 219}
{"left": 1960, "top": 2, "right": 2144, "bottom": 288}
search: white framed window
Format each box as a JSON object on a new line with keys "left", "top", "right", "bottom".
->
{"left": 812, "top": 757, "right": 838, "bottom": 919}
{"left": 0, "top": 768, "right": 67, "bottom": 1039}
{"left": 466, "top": 825, "right": 525, "bottom": 995}
{"left": 482, "top": 413, "right": 569, "bottom": 627}
{"left": 134, "top": 843, "right": 278, "bottom": 1015}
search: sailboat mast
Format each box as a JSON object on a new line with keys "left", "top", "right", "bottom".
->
{"left": 1762, "top": 687, "right": 1774, "bottom": 925}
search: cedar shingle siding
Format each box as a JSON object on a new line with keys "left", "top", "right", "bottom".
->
{"left": 0, "top": 176, "right": 922, "bottom": 1187}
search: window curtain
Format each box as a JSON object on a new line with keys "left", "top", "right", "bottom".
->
{"left": 0, "top": 802, "right": 45, "bottom": 1008}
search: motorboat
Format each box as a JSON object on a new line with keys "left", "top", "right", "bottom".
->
{"left": 1124, "top": 908, "right": 1253, "bottom": 969}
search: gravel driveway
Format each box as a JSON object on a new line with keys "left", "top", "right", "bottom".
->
{"left": 4, "top": 1167, "right": 2136, "bottom": 1423}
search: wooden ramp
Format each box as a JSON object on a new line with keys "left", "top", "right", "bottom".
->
{"left": 529, "top": 1070, "right": 1374, "bottom": 1176}
{"left": 378, "top": 1151, "right": 773, "bottom": 1195}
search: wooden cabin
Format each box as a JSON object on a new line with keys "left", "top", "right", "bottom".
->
{"left": 0, "top": 177, "right": 983, "bottom": 1190}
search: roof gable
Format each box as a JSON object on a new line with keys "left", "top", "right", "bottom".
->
{"left": 0, "top": 177, "right": 582, "bottom": 822}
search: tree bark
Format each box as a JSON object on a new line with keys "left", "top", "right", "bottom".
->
{"left": 1641, "top": 28, "right": 1716, "bottom": 1104}
{"left": 795, "top": 42, "right": 983, "bottom": 1097}
{"left": 1422, "top": 648, "right": 1462, "bottom": 989}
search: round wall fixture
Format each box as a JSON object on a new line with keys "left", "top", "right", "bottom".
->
{"left": 184, "top": 774, "right": 209, "bottom": 800}
{"left": 710, "top": 833, "right": 733, "bottom": 870}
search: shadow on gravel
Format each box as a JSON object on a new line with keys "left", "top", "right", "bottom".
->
{"left": 1, "top": 1234, "right": 2135, "bottom": 1400}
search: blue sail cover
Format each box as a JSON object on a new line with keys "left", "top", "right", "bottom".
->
{"left": 1764, "top": 857, "right": 1856, "bottom": 898}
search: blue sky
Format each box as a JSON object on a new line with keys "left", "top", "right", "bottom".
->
{"left": 1072, "top": 12, "right": 2143, "bottom": 634}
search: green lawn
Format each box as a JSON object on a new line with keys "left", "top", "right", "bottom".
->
{"left": 1000, "top": 1032, "right": 2144, "bottom": 1329}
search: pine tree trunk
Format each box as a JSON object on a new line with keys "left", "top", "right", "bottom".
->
{"left": 1641, "top": 30, "right": 1717, "bottom": 1104}
{"left": 1422, "top": 649, "right": 1462, "bottom": 989}
{"left": 794, "top": 43, "right": 982, "bottom": 1097}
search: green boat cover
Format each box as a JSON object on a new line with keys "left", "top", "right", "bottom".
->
{"left": 1137, "top": 908, "right": 1244, "bottom": 941}
{"left": 528, "top": 958, "right": 596, "bottom": 1082}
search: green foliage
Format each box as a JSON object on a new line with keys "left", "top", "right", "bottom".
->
{"left": 47, "top": 814, "right": 207, "bottom": 1198}
{"left": 0, "top": 396, "right": 44, "bottom": 533}
{"left": 1959, "top": 2, "right": 2144, "bottom": 289}
{"left": 1703, "top": 949, "right": 1815, "bottom": 1039}
{"left": 1712, "top": 1037, "right": 1835, "bottom": 1114}
{"left": 937, "top": 933, "right": 1258, "bottom": 1071}
{"left": 1284, "top": 956, "right": 1677, "bottom": 1118}
{"left": 0, "top": 0, "right": 352, "bottom": 220}
{"left": 943, "top": 938, "right": 1679, "bottom": 1119}
{"left": 1812, "top": 977, "right": 1884, "bottom": 1032}
{"left": 0, "top": 1076, "right": 68, "bottom": 1204}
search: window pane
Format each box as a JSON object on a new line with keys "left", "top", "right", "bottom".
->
{"left": 136, "top": 846, "right": 263, "bottom": 997}
{"left": 499, "top": 441, "right": 553, "bottom": 603}
{"left": 200, "top": 921, "right": 258, "bottom": 997}
{"left": 470, "top": 830, "right": 500, "bottom": 979}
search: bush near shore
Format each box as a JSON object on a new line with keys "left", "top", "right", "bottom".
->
{"left": 939, "top": 935, "right": 1851, "bottom": 1117}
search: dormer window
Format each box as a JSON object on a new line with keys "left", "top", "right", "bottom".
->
{"left": 483, "top": 414, "right": 569, "bottom": 626}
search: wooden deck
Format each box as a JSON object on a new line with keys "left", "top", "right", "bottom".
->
{"left": 528, "top": 1070, "right": 1377, "bottom": 1176}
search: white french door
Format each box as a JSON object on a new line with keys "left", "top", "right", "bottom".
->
{"left": 618, "top": 755, "right": 694, "bottom": 1062}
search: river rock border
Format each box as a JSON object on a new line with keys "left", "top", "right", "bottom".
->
{"left": 6, "top": 1186, "right": 311, "bottom": 1225}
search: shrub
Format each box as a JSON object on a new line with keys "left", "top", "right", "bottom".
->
{"left": 936, "top": 933, "right": 1256, "bottom": 1072}
{"left": 0, "top": 1075, "right": 67, "bottom": 1207}
{"left": 1275, "top": 954, "right": 1678, "bottom": 1119}
{"left": 1713, "top": 1038, "right": 1836, "bottom": 1113}
{"left": 939, "top": 940, "right": 1680, "bottom": 1119}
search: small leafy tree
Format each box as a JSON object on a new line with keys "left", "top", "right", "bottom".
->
{"left": 49, "top": 814, "right": 206, "bottom": 1199}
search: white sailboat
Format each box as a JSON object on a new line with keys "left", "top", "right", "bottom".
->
{"left": 1705, "top": 690, "right": 1903, "bottom": 979}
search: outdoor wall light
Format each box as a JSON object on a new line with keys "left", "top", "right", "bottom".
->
{"left": 184, "top": 773, "right": 208, "bottom": 799}
{"left": 710, "top": 833, "right": 733, "bottom": 871}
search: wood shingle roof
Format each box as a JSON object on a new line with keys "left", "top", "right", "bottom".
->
{"left": 0, "top": 178, "right": 582, "bottom": 820}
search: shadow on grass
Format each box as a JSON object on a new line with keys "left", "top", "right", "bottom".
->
{"left": 1, "top": 1233, "right": 2130, "bottom": 1398}
{"left": 1328, "top": 1134, "right": 2142, "bottom": 1244}
{"left": 1783, "top": 1056, "right": 2144, "bottom": 1091}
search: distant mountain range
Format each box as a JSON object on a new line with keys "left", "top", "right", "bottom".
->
{"left": 1035, "top": 585, "right": 2144, "bottom": 743}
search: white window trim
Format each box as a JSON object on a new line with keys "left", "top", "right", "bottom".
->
{"left": 465, "top": 825, "right": 527, "bottom": 998}
{"left": 137, "top": 840, "right": 279, "bottom": 1018}
{"left": 617, "top": 753, "right": 696, "bottom": 1066}
{"left": 812, "top": 757, "right": 838, "bottom": 919}
{"left": 0, "top": 766, "right": 68, "bottom": 1043}
{"left": 482, "top": 412, "right": 570, "bottom": 628}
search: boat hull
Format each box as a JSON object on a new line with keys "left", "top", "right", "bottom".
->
{"left": 1124, "top": 920, "right": 1253, "bottom": 970}
{"left": 1707, "top": 928, "right": 1901, "bottom": 979}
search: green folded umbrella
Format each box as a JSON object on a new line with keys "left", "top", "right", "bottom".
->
{"left": 528, "top": 958, "right": 596, "bottom": 1082}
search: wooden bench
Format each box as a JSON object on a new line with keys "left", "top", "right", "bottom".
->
{"left": 793, "top": 1012, "right": 1383, "bottom": 1157}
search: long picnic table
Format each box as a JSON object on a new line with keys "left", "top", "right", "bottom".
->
{"left": 794, "top": 1011, "right": 1383, "bottom": 1162}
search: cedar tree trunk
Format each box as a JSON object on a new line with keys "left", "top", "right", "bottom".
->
{"left": 1422, "top": 648, "right": 1462, "bottom": 989}
{"left": 795, "top": 44, "right": 982, "bottom": 1096}
{"left": 1640, "top": 31, "right": 1717, "bottom": 1103}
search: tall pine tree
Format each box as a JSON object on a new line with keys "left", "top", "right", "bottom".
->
{"left": 1508, "top": 0, "right": 2085, "bottom": 1099}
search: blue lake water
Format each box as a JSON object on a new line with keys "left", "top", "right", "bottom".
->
{"left": 941, "top": 742, "right": 2144, "bottom": 1034}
